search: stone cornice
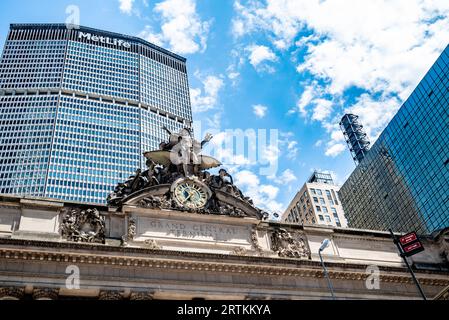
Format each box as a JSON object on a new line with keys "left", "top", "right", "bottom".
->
{"left": 0, "top": 247, "right": 448, "bottom": 286}
{"left": 0, "top": 239, "right": 448, "bottom": 286}
{"left": 0, "top": 202, "right": 21, "bottom": 209}
{"left": 20, "top": 198, "right": 64, "bottom": 210}
{"left": 330, "top": 233, "right": 396, "bottom": 243}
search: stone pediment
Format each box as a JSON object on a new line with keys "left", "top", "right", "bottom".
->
{"left": 120, "top": 184, "right": 262, "bottom": 219}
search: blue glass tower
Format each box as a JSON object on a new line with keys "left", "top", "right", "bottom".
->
{"left": 339, "top": 44, "right": 449, "bottom": 235}
{"left": 0, "top": 24, "right": 192, "bottom": 204}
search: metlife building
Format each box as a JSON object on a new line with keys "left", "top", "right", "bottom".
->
{"left": 0, "top": 23, "right": 192, "bottom": 204}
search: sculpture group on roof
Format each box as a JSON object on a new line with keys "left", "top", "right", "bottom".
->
{"left": 107, "top": 126, "right": 269, "bottom": 220}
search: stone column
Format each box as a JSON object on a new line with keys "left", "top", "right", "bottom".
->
{"left": 0, "top": 287, "right": 25, "bottom": 300}
{"left": 32, "top": 288, "right": 59, "bottom": 300}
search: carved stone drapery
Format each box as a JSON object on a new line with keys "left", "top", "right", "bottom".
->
{"left": 270, "top": 228, "right": 310, "bottom": 259}
{"left": 0, "top": 287, "right": 25, "bottom": 300}
{"left": 60, "top": 208, "right": 105, "bottom": 244}
{"left": 32, "top": 288, "right": 59, "bottom": 300}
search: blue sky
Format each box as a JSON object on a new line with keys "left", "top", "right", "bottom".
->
{"left": 1, "top": 0, "right": 448, "bottom": 214}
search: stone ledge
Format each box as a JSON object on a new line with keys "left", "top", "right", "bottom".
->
{"left": 0, "top": 237, "right": 447, "bottom": 276}
{"left": 11, "top": 231, "right": 61, "bottom": 241}
{"left": 1, "top": 246, "right": 449, "bottom": 286}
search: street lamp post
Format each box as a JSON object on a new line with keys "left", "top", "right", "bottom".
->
{"left": 318, "top": 239, "right": 336, "bottom": 300}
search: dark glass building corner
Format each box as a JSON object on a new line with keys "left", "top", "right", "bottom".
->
{"left": 339, "top": 44, "right": 449, "bottom": 235}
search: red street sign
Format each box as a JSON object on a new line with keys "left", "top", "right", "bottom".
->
{"left": 399, "top": 232, "right": 418, "bottom": 245}
{"left": 403, "top": 241, "right": 422, "bottom": 253}
{"left": 398, "top": 231, "right": 424, "bottom": 257}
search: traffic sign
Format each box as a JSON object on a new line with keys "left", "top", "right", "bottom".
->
{"left": 398, "top": 232, "right": 424, "bottom": 257}
{"left": 389, "top": 229, "right": 427, "bottom": 300}
{"left": 399, "top": 232, "right": 418, "bottom": 245}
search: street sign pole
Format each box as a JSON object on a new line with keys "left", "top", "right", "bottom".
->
{"left": 389, "top": 229, "right": 427, "bottom": 300}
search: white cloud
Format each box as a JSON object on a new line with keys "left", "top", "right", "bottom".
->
{"left": 330, "top": 130, "right": 345, "bottom": 144}
{"left": 286, "top": 140, "right": 298, "bottom": 155}
{"left": 228, "top": 72, "right": 240, "bottom": 80}
{"left": 234, "top": 170, "right": 284, "bottom": 213}
{"left": 292, "top": 81, "right": 332, "bottom": 120}
{"left": 226, "top": 48, "right": 246, "bottom": 85}
{"left": 252, "top": 104, "right": 268, "bottom": 118}
{"left": 204, "top": 112, "right": 222, "bottom": 131}
{"left": 279, "top": 131, "right": 299, "bottom": 160}
{"left": 296, "top": 84, "right": 316, "bottom": 118}
{"left": 119, "top": 0, "right": 134, "bottom": 14}
{"left": 311, "top": 98, "right": 333, "bottom": 121}
{"left": 233, "top": 0, "right": 449, "bottom": 155}
{"left": 231, "top": 19, "right": 246, "bottom": 38}
{"left": 346, "top": 93, "right": 402, "bottom": 141}
{"left": 246, "top": 44, "right": 277, "bottom": 71}
{"left": 138, "top": 0, "right": 211, "bottom": 54}
{"left": 325, "top": 143, "right": 346, "bottom": 158}
{"left": 204, "top": 131, "right": 254, "bottom": 172}
{"left": 261, "top": 144, "right": 279, "bottom": 167}
{"left": 270, "top": 169, "right": 297, "bottom": 185}
{"left": 190, "top": 72, "right": 224, "bottom": 113}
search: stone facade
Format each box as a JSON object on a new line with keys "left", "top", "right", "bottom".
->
{"left": 0, "top": 195, "right": 448, "bottom": 300}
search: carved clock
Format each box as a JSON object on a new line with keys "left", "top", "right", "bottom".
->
{"left": 170, "top": 178, "right": 212, "bottom": 210}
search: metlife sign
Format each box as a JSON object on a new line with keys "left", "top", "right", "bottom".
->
{"left": 78, "top": 32, "right": 131, "bottom": 49}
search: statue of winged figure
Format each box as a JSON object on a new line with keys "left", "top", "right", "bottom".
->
{"left": 150, "top": 126, "right": 216, "bottom": 177}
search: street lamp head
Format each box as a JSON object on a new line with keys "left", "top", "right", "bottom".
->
{"left": 319, "top": 238, "right": 330, "bottom": 252}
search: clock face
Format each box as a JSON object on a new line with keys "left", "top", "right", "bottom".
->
{"left": 172, "top": 179, "right": 210, "bottom": 209}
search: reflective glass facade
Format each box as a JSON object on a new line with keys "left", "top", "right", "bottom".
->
{"left": 0, "top": 24, "right": 192, "bottom": 204}
{"left": 340, "top": 44, "right": 449, "bottom": 235}
{"left": 62, "top": 41, "right": 140, "bottom": 101}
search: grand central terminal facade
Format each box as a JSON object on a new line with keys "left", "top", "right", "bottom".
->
{"left": 0, "top": 128, "right": 448, "bottom": 300}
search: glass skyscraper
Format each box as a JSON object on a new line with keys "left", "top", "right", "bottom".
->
{"left": 339, "top": 44, "right": 449, "bottom": 235}
{"left": 0, "top": 23, "right": 192, "bottom": 204}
